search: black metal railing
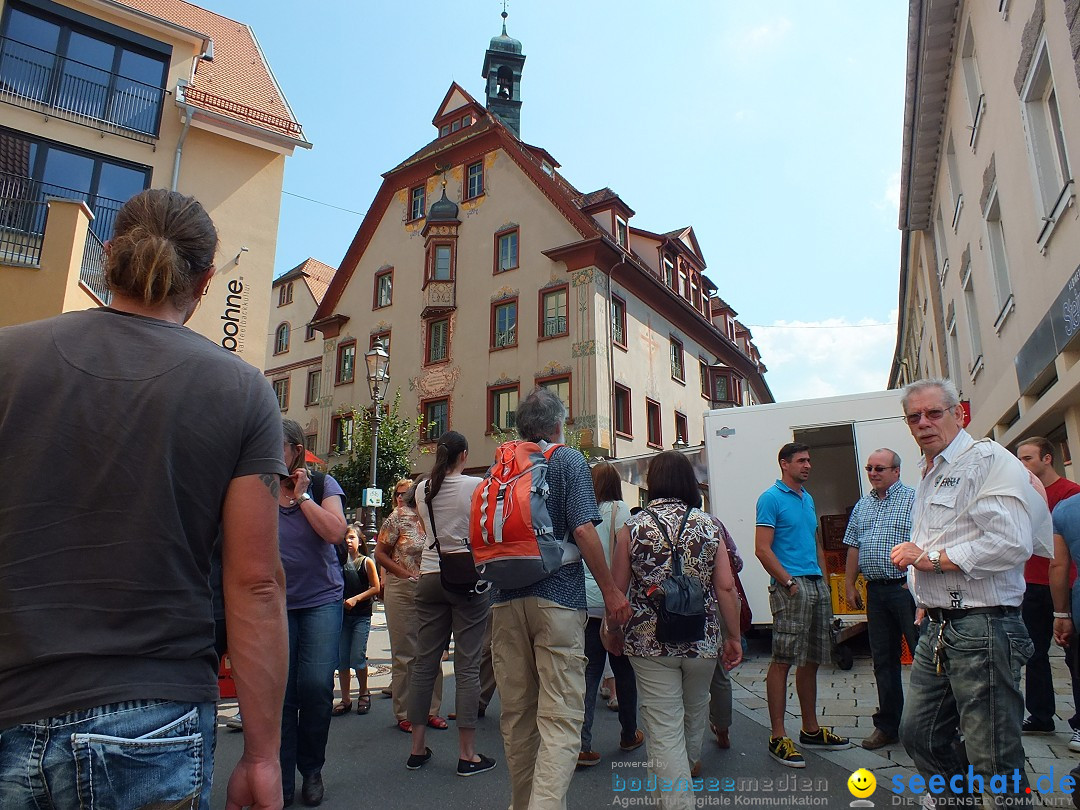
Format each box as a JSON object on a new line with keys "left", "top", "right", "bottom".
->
{"left": 0, "top": 171, "right": 124, "bottom": 265}
{"left": 80, "top": 226, "right": 110, "bottom": 304}
{"left": 0, "top": 36, "right": 164, "bottom": 140}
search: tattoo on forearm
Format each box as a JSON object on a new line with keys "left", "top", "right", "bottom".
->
{"left": 259, "top": 474, "right": 281, "bottom": 498}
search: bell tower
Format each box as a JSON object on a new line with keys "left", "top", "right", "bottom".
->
{"left": 481, "top": 7, "right": 525, "bottom": 139}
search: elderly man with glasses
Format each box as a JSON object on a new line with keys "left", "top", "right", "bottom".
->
{"left": 842, "top": 448, "right": 917, "bottom": 750}
{"left": 889, "top": 378, "right": 1052, "bottom": 807}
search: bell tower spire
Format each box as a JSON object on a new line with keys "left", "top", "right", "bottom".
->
{"left": 481, "top": 3, "right": 525, "bottom": 139}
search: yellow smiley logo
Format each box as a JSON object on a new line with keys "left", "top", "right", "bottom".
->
{"left": 848, "top": 768, "right": 877, "bottom": 798}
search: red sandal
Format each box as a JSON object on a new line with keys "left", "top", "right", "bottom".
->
{"left": 426, "top": 714, "right": 449, "bottom": 730}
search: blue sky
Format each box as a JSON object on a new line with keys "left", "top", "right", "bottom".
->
{"left": 208, "top": 0, "right": 909, "bottom": 402}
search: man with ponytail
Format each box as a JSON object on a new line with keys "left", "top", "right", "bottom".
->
{"left": 0, "top": 189, "right": 289, "bottom": 810}
{"left": 491, "top": 387, "right": 631, "bottom": 810}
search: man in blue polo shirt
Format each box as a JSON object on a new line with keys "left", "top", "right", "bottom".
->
{"left": 755, "top": 442, "right": 851, "bottom": 768}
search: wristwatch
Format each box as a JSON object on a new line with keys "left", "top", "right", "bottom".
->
{"left": 928, "top": 550, "right": 942, "bottom": 575}
{"left": 297, "top": 492, "right": 312, "bottom": 504}
{"left": 783, "top": 578, "right": 796, "bottom": 590}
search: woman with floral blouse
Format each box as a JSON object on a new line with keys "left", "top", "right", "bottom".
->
{"left": 608, "top": 451, "right": 743, "bottom": 810}
{"left": 375, "top": 479, "right": 445, "bottom": 732}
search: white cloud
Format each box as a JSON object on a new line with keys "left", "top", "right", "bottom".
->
{"left": 728, "top": 17, "right": 793, "bottom": 58}
{"left": 743, "top": 17, "right": 793, "bottom": 49}
{"left": 751, "top": 312, "right": 898, "bottom": 402}
{"left": 875, "top": 170, "right": 902, "bottom": 214}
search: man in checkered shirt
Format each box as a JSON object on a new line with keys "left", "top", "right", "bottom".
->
{"left": 842, "top": 448, "right": 917, "bottom": 751}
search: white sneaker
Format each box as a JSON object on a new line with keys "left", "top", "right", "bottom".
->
{"left": 1070, "top": 728, "right": 1080, "bottom": 753}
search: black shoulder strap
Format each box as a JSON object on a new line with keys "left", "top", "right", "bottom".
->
{"left": 424, "top": 482, "right": 444, "bottom": 557}
{"left": 643, "top": 506, "right": 694, "bottom": 576}
{"left": 311, "top": 471, "right": 326, "bottom": 504}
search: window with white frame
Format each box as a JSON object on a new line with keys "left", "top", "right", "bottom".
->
{"left": 961, "top": 262, "right": 983, "bottom": 372}
{"left": 933, "top": 208, "right": 948, "bottom": 283}
{"left": 496, "top": 229, "right": 519, "bottom": 272}
{"left": 306, "top": 369, "right": 321, "bottom": 406}
{"left": 272, "top": 378, "right": 289, "bottom": 410}
{"left": 669, "top": 337, "right": 685, "bottom": 381}
{"left": 983, "top": 189, "right": 1012, "bottom": 316}
{"left": 1021, "top": 38, "right": 1073, "bottom": 223}
{"left": 274, "top": 323, "right": 290, "bottom": 355}
{"left": 493, "top": 300, "right": 517, "bottom": 348}
{"left": 946, "top": 310, "right": 963, "bottom": 389}
{"left": 466, "top": 161, "right": 484, "bottom": 199}
{"left": 489, "top": 386, "right": 519, "bottom": 432}
{"left": 409, "top": 185, "right": 426, "bottom": 221}
{"left": 541, "top": 287, "right": 568, "bottom": 337}
{"left": 374, "top": 269, "right": 393, "bottom": 308}
{"left": 961, "top": 22, "right": 985, "bottom": 146}
{"left": 946, "top": 136, "right": 963, "bottom": 227}
{"left": 616, "top": 217, "right": 628, "bottom": 249}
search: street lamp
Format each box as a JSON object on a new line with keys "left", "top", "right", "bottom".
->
{"left": 363, "top": 339, "right": 391, "bottom": 540}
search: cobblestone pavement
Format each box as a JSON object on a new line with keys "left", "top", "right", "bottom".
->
{"left": 217, "top": 606, "right": 1078, "bottom": 807}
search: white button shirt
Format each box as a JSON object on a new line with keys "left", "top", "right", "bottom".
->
{"left": 910, "top": 430, "right": 1032, "bottom": 609}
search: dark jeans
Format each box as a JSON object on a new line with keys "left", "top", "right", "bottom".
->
{"left": 1021, "top": 583, "right": 1080, "bottom": 728}
{"left": 582, "top": 616, "right": 638, "bottom": 750}
{"left": 899, "top": 610, "right": 1033, "bottom": 807}
{"left": 866, "top": 579, "right": 919, "bottom": 737}
{"left": 281, "top": 601, "right": 341, "bottom": 794}
{"left": 0, "top": 700, "right": 216, "bottom": 809}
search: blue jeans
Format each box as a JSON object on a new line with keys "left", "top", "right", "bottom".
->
{"left": 339, "top": 612, "right": 372, "bottom": 670}
{"left": 899, "top": 610, "right": 1033, "bottom": 806}
{"left": 866, "top": 579, "right": 919, "bottom": 737}
{"left": 0, "top": 699, "right": 216, "bottom": 809}
{"left": 281, "top": 601, "right": 341, "bottom": 794}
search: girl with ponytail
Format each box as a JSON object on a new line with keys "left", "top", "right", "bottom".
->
{"left": 405, "top": 432, "right": 497, "bottom": 776}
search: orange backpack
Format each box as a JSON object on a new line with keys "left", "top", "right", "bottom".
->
{"left": 469, "top": 440, "right": 565, "bottom": 589}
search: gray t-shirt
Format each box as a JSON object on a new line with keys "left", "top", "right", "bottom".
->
{"left": 0, "top": 308, "right": 287, "bottom": 727}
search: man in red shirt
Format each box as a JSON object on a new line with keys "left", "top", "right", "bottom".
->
{"left": 1017, "top": 436, "right": 1080, "bottom": 749}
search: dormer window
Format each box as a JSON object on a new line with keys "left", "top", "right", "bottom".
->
{"left": 662, "top": 255, "right": 675, "bottom": 288}
{"left": 616, "top": 217, "right": 628, "bottom": 249}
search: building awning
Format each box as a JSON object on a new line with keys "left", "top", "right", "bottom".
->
{"left": 601, "top": 446, "right": 708, "bottom": 488}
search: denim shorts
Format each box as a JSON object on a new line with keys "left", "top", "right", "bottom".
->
{"left": 0, "top": 699, "right": 216, "bottom": 809}
{"left": 339, "top": 612, "right": 372, "bottom": 669}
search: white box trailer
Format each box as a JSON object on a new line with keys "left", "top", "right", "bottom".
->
{"left": 703, "top": 390, "right": 921, "bottom": 641}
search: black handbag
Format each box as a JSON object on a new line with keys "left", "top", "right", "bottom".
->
{"left": 426, "top": 485, "right": 483, "bottom": 596}
{"left": 643, "top": 506, "right": 706, "bottom": 644}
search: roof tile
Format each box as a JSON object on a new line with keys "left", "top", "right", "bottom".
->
{"left": 112, "top": 0, "right": 304, "bottom": 139}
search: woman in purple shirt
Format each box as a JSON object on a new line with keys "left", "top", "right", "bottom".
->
{"left": 278, "top": 419, "right": 348, "bottom": 807}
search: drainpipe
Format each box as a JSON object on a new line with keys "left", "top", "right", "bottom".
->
{"left": 172, "top": 83, "right": 194, "bottom": 191}
{"left": 603, "top": 253, "right": 628, "bottom": 460}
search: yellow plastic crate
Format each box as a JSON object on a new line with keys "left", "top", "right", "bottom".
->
{"left": 830, "top": 573, "right": 867, "bottom": 614}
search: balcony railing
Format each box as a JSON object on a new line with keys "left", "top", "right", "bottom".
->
{"left": 0, "top": 171, "right": 124, "bottom": 266}
{"left": 494, "top": 327, "right": 516, "bottom": 348}
{"left": 80, "top": 226, "right": 110, "bottom": 305}
{"left": 542, "top": 315, "right": 567, "bottom": 337}
{"left": 612, "top": 322, "right": 625, "bottom": 344}
{"left": 0, "top": 36, "right": 164, "bottom": 142}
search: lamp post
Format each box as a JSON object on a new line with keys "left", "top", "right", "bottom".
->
{"left": 363, "top": 339, "right": 391, "bottom": 540}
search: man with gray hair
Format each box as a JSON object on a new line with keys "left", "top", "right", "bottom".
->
{"left": 890, "top": 378, "right": 1051, "bottom": 806}
{"left": 842, "top": 448, "right": 916, "bottom": 750}
{"left": 490, "top": 387, "right": 630, "bottom": 810}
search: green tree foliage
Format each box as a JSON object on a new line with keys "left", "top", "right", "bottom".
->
{"left": 329, "top": 391, "right": 427, "bottom": 514}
